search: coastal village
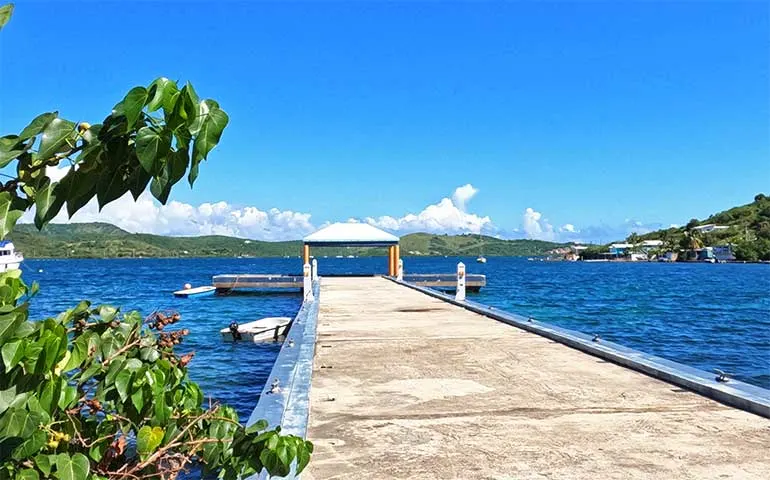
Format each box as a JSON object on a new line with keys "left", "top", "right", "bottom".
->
{"left": 550, "top": 193, "right": 770, "bottom": 263}
{"left": 554, "top": 224, "right": 737, "bottom": 263}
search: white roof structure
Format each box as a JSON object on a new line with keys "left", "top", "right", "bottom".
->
{"left": 303, "top": 223, "right": 399, "bottom": 247}
{"left": 692, "top": 224, "right": 729, "bottom": 233}
{"left": 641, "top": 240, "right": 664, "bottom": 247}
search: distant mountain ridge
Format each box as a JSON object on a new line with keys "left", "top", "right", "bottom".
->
{"left": 9, "top": 223, "right": 567, "bottom": 259}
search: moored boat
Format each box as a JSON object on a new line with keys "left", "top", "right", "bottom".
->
{"left": 0, "top": 241, "right": 23, "bottom": 272}
{"left": 220, "top": 317, "right": 292, "bottom": 343}
{"left": 173, "top": 285, "right": 216, "bottom": 298}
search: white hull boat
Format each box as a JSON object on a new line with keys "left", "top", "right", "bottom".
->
{"left": 173, "top": 285, "right": 216, "bottom": 298}
{"left": 0, "top": 241, "right": 23, "bottom": 272}
{"left": 220, "top": 317, "right": 292, "bottom": 343}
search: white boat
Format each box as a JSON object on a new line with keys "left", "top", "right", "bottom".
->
{"left": 476, "top": 256, "right": 487, "bottom": 264}
{"left": 220, "top": 317, "right": 292, "bottom": 343}
{"left": 0, "top": 241, "right": 23, "bottom": 272}
{"left": 173, "top": 285, "right": 216, "bottom": 298}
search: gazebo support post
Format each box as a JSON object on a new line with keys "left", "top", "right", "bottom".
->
{"left": 303, "top": 244, "right": 310, "bottom": 265}
{"left": 394, "top": 244, "right": 400, "bottom": 276}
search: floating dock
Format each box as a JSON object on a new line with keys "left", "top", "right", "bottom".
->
{"left": 213, "top": 274, "right": 304, "bottom": 292}
{"left": 249, "top": 276, "right": 770, "bottom": 479}
{"left": 213, "top": 273, "right": 485, "bottom": 293}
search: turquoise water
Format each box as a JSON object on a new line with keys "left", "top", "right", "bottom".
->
{"left": 23, "top": 257, "right": 770, "bottom": 421}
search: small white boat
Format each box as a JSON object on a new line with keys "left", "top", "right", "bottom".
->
{"left": 220, "top": 317, "right": 292, "bottom": 343}
{"left": 476, "top": 256, "right": 487, "bottom": 264}
{"left": 0, "top": 241, "right": 23, "bottom": 272}
{"left": 173, "top": 285, "right": 216, "bottom": 298}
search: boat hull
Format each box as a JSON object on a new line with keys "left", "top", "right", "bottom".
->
{"left": 173, "top": 286, "right": 216, "bottom": 298}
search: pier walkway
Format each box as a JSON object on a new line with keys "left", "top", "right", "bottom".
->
{"left": 304, "top": 277, "right": 770, "bottom": 479}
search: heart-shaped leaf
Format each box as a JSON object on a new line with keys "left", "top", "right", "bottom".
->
{"left": 54, "top": 453, "right": 89, "bottom": 480}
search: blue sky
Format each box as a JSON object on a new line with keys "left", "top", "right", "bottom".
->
{"left": 1, "top": 1, "right": 768, "bottom": 242}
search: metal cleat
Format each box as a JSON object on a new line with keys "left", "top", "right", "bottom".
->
{"left": 714, "top": 369, "right": 733, "bottom": 383}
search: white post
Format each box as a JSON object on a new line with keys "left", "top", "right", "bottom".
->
{"left": 311, "top": 258, "right": 318, "bottom": 280}
{"left": 455, "top": 262, "right": 466, "bottom": 301}
{"left": 303, "top": 263, "right": 314, "bottom": 301}
{"left": 397, "top": 259, "right": 404, "bottom": 281}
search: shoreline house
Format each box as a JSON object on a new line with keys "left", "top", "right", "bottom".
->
{"left": 696, "top": 245, "right": 736, "bottom": 262}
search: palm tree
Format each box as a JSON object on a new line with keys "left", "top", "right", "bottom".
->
{"left": 687, "top": 231, "right": 704, "bottom": 250}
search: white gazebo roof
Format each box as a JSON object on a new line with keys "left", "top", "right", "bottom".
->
{"left": 303, "top": 222, "right": 399, "bottom": 247}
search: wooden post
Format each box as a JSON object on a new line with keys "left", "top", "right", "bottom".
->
{"left": 311, "top": 258, "right": 318, "bottom": 280}
{"left": 455, "top": 262, "right": 466, "bottom": 301}
{"left": 394, "top": 244, "right": 400, "bottom": 277}
{"left": 397, "top": 258, "right": 404, "bottom": 281}
{"left": 387, "top": 245, "right": 394, "bottom": 276}
{"left": 303, "top": 244, "right": 310, "bottom": 265}
{"left": 303, "top": 262, "right": 314, "bottom": 301}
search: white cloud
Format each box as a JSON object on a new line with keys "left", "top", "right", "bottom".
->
{"left": 451, "top": 184, "right": 478, "bottom": 212}
{"left": 21, "top": 167, "right": 315, "bottom": 241}
{"left": 522, "top": 207, "right": 555, "bottom": 241}
{"left": 560, "top": 223, "right": 577, "bottom": 233}
{"left": 364, "top": 184, "right": 492, "bottom": 234}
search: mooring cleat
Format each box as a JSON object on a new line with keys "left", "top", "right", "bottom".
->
{"left": 714, "top": 369, "right": 733, "bottom": 383}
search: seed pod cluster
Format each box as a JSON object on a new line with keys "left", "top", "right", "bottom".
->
{"left": 157, "top": 329, "right": 189, "bottom": 349}
{"left": 148, "top": 311, "right": 181, "bottom": 331}
{"left": 84, "top": 399, "right": 102, "bottom": 414}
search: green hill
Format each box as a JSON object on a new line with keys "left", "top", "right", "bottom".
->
{"left": 8, "top": 224, "right": 566, "bottom": 259}
{"left": 603, "top": 193, "right": 770, "bottom": 261}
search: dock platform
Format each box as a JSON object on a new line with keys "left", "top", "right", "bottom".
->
{"left": 212, "top": 273, "right": 485, "bottom": 293}
{"left": 303, "top": 277, "right": 770, "bottom": 479}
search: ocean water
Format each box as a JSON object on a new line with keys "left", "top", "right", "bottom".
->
{"left": 22, "top": 256, "right": 770, "bottom": 422}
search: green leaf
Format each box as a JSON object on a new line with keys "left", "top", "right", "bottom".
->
{"left": 20, "top": 112, "right": 57, "bottom": 141}
{"left": 147, "top": 78, "right": 178, "bottom": 112}
{"left": 189, "top": 102, "right": 228, "bottom": 185}
{"left": 39, "top": 379, "right": 61, "bottom": 414}
{"left": 96, "top": 164, "right": 129, "bottom": 209}
{"left": 130, "top": 387, "right": 144, "bottom": 412}
{"left": 0, "top": 144, "right": 26, "bottom": 169}
{"left": 63, "top": 339, "right": 85, "bottom": 372}
{"left": 245, "top": 419, "right": 268, "bottom": 434}
{"left": 37, "top": 118, "right": 76, "bottom": 161}
{"left": 0, "top": 3, "right": 13, "bottom": 30}
{"left": 127, "top": 163, "right": 152, "bottom": 200}
{"left": 2, "top": 339, "right": 24, "bottom": 370}
{"left": 150, "top": 168, "right": 171, "bottom": 204}
{"left": 297, "top": 440, "right": 312, "bottom": 473}
{"left": 12, "top": 429, "right": 46, "bottom": 461}
{"left": 62, "top": 169, "right": 97, "bottom": 218}
{"left": 0, "top": 307, "right": 23, "bottom": 343}
{"left": 16, "top": 470, "right": 39, "bottom": 480}
{"left": 135, "top": 127, "right": 171, "bottom": 174}
{"left": 0, "top": 191, "right": 26, "bottom": 239}
{"left": 0, "top": 386, "right": 16, "bottom": 416}
{"left": 0, "top": 407, "right": 40, "bottom": 439}
{"left": 57, "top": 384, "right": 77, "bottom": 410}
{"left": 117, "top": 87, "right": 148, "bottom": 130}
{"left": 34, "top": 454, "right": 54, "bottom": 476}
{"left": 166, "top": 148, "right": 189, "bottom": 187}
{"left": 115, "top": 370, "right": 131, "bottom": 401}
{"left": 54, "top": 453, "right": 89, "bottom": 480}
{"left": 136, "top": 425, "right": 164, "bottom": 458}
{"left": 34, "top": 179, "right": 65, "bottom": 229}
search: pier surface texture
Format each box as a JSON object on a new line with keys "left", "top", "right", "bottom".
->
{"left": 305, "top": 277, "right": 770, "bottom": 480}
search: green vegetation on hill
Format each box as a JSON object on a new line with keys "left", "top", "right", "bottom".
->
{"left": 580, "top": 193, "right": 770, "bottom": 261}
{"left": 9, "top": 224, "right": 566, "bottom": 258}
{"left": 638, "top": 193, "right": 770, "bottom": 261}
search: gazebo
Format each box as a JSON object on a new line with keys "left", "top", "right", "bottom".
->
{"left": 302, "top": 223, "right": 400, "bottom": 275}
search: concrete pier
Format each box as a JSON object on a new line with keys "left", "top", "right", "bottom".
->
{"left": 304, "top": 277, "right": 770, "bottom": 479}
